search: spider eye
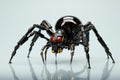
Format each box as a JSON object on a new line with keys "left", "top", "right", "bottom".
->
{"left": 57, "top": 36, "right": 63, "bottom": 43}
{"left": 50, "top": 36, "right": 55, "bottom": 42}
{"left": 50, "top": 36, "right": 64, "bottom": 43}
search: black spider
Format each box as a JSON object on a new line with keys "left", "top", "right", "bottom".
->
{"left": 9, "top": 16, "right": 115, "bottom": 68}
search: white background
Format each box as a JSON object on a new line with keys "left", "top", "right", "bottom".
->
{"left": 0, "top": 0, "right": 120, "bottom": 80}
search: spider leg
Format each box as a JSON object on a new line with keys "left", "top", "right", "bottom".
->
{"left": 44, "top": 46, "right": 49, "bottom": 61}
{"left": 55, "top": 53, "right": 57, "bottom": 64}
{"left": 9, "top": 24, "right": 40, "bottom": 63}
{"left": 40, "top": 44, "right": 50, "bottom": 63}
{"left": 84, "top": 22, "right": 115, "bottom": 63}
{"left": 27, "top": 30, "right": 41, "bottom": 58}
{"left": 28, "top": 20, "right": 54, "bottom": 58}
{"left": 70, "top": 44, "right": 75, "bottom": 64}
{"left": 84, "top": 45, "right": 91, "bottom": 69}
{"left": 27, "top": 30, "right": 49, "bottom": 58}
{"left": 81, "top": 25, "right": 91, "bottom": 69}
{"left": 30, "top": 31, "right": 50, "bottom": 63}
{"left": 9, "top": 20, "right": 54, "bottom": 63}
{"left": 70, "top": 50, "right": 74, "bottom": 64}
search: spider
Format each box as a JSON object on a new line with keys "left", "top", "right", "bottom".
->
{"left": 9, "top": 16, "right": 115, "bottom": 68}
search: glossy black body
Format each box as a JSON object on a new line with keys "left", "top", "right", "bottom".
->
{"left": 9, "top": 16, "right": 115, "bottom": 68}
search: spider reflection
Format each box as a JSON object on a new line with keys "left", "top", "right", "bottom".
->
{"left": 9, "top": 59, "right": 114, "bottom": 80}
{"left": 101, "top": 60, "right": 115, "bottom": 80}
{"left": 41, "top": 63, "right": 90, "bottom": 80}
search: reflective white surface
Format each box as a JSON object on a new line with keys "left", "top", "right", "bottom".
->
{"left": 0, "top": 0, "right": 120, "bottom": 80}
{"left": 1, "top": 55, "right": 119, "bottom": 80}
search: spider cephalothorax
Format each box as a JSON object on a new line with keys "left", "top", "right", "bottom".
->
{"left": 9, "top": 16, "right": 115, "bottom": 68}
{"left": 50, "top": 29, "right": 65, "bottom": 53}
